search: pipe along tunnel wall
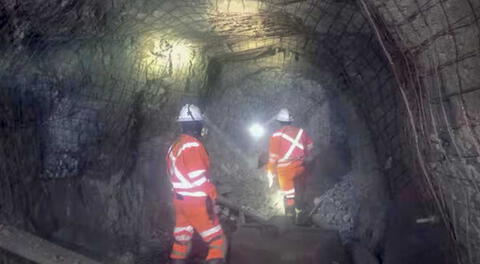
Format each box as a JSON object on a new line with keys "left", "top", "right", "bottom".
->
{"left": 0, "top": 0, "right": 479, "bottom": 263}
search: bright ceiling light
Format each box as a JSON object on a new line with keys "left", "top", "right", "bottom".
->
{"left": 248, "top": 123, "right": 265, "bottom": 139}
{"left": 215, "top": 0, "right": 260, "bottom": 14}
{"left": 137, "top": 34, "right": 193, "bottom": 78}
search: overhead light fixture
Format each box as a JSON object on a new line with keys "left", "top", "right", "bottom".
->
{"left": 248, "top": 123, "right": 265, "bottom": 139}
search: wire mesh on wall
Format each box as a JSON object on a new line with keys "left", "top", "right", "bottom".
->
{"left": 0, "top": 0, "right": 479, "bottom": 263}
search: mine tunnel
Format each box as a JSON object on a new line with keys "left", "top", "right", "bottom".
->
{"left": 0, "top": 0, "right": 479, "bottom": 263}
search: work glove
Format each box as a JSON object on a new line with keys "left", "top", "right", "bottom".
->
{"left": 205, "top": 181, "right": 218, "bottom": 201}
{"left": 266, "top": 171, "right": 275, "bottom": 188}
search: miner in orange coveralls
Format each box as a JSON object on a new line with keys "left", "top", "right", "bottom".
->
{"left": 167, "top": 104, "right": 226, "bottom": 264}
{"left": 266, "top": 108, "right": 313, "bottom": 222}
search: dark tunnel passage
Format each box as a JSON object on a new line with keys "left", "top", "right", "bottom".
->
{"left": 0, "top": 0, "right": 479, "bottom": 263}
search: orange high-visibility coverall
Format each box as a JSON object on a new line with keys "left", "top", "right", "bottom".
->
{"left": 267, "top": 126, "right": 313, "bottom": 207}
{"left": 166, "top": 134, "right": 225, "bottom": 261}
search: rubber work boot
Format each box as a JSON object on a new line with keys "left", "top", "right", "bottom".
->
{"left": 285, "top": 205, "right": 296, "bottom": 224}
{"left": 294, "top": 208, "right": 302, "bottom": 225}
{"left": 206, "top": 258, "right": 225, "bottom": 264}
{"left": 170, "top": 259, "right": 187, "bottom": 264}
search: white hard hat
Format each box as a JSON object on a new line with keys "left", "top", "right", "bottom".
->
{"left": 177, "top": 104, "right": 203, "bottom": 122}
{"left": 276, "top": 108, "right": 293, "bottom": 122}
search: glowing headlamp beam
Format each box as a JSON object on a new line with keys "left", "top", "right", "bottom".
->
{"left": 248, "top": 123, "right": 265, "bottom": 139}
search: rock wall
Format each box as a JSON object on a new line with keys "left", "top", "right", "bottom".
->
{"left": 0, "top": 36, "right": 208, "bottom": 262}
{"left": 311, "top": 96, "right": 389, "bottom": 260}
{"left": 339, "top": 1, "right": 480, "bottom": 262}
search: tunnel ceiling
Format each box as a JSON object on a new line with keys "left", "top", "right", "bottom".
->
{"left": 1, "top": 0, "right": 480, "bottom": 263}
{"left": 1, "top": 0, "right": 371, "bottom": 62}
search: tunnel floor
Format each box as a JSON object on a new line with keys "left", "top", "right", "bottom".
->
{"left": 227, "top": 216, "right": 349, "bottom": 264}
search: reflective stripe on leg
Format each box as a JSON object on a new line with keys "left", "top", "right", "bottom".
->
{"left": 286, "top": 198, "right": 295, "bottom": 206}
{"left": 174, "top": 225, "right": 194, "bottom": 242}
{"left": 200, "top": 224, "right": 224, "bottom": 242}
{"left": 283, "top": 188, "right": 295, "bottom": 202}
{"left": 283, "top": 188, "right": 295, "bottom": 196}
{"left": 208, "top": 236, "right": 224, "bottom": 249}
{"left": 174, "top": 234, "right": 193, "bottom": 242}
{"left": 170, "top": 241, "right": 190, "bottom": 259}
{"left": 171, "top": 250, "right": 188, "bottom": 258}
{"left": 173, "top": 225, "right": 194, "bottom": 234}
{"left": 206, "top": 235, "right": 226, "bottom": 260}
